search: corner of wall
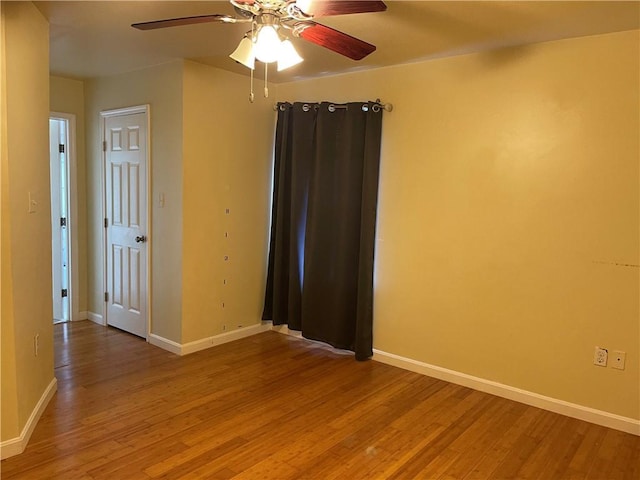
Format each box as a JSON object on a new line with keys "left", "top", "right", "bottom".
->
{"left": 180, "top": 62, "right": 273, "bottom": 344}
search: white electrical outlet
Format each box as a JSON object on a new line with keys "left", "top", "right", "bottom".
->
{"left": 611, "top": 350, "right": 626, "bottom": 370}
{"left": 593, "top": 346, "right": 608, "bottom": 367}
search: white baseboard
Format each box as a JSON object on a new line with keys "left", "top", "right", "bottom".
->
{"left": 87, "top": 311, "right": 104, "bottom": 325}
{"left": 271, "top": 324, "right": 303, "bottom": 338}
{"left": 373, "top": 349, "right": 640, "bottom": 436}
{"left": 182, "top": 323, "right": 272, "bottom": 355}
{"left": 148, "top": 333, "right": 182, "bottom": 355}
{"left": 0, "top": 377, "right": 57, "bottom": 459}
{"left": 148, "top": 322, "right": 272, "bottom": 356}
{"left": 75, "top": 310, "right": 88, "bottom": 321}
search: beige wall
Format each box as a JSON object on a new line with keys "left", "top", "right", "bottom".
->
{"left": 181, "top": 61, "right": 274, "bottom": 343}
{"left": 1, "top": 1, "right": 54, "bottom": 441}
{"left": 84, "top": 61, "right": 184, "bottom": 341}
{"left": 49, "top": 75, "right": 88, "bottom": 316}
{"left": 276, "top": 30, "right": 640, "bottom": 420}
{"left": 0, "top": 0, "right": 19, "bottom": 441}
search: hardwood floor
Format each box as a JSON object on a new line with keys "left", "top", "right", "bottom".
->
{"left": 1, "top": 321, "right": 638, "bottom": 479}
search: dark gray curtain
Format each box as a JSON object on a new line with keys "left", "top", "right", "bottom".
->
{"left": 263, "top": 101, "right": 383, "bottom": 360}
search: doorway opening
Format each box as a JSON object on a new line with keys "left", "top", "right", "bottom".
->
{"left": 49, "top": 113, "right": 78, "bottom": 324}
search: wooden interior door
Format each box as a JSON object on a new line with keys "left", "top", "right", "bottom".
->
{"left": 104, "top": 109, "right": 148, "bottom": 338}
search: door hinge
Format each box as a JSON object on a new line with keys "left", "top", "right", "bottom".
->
{"left": 61, "top": 289, "right": 68, "bottom": 298}
{"left": 59, "top": 144, "right": 65, "bottom": 153}
{"left": 102, "top": 140, "right": 107, "bottom": 152}
{"left": 104, "top": 292, "right": 109, "bottom": 302}
{"left": 104, "top": 218, "right": 108, "bottom": 228}
{"left": 60, "top": 217, "right": 67, "bottom": 227}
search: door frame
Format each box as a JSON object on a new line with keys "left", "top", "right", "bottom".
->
{"left": 50, "top": 111, "right": 80, "bottom": 322}
{"left": 100, "top": 104, "right": 151, "bottom": 338}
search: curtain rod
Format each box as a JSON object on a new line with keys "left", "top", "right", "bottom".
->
{"left": 274, "top": 99, "right": 393, "bottom": 113}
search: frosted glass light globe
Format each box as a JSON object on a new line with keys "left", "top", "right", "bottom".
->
{"left": 277, "top": 40, "right": 303, "bottom": 71}
{"left": 254, "top": 25, "right": 281, "bottom": 63}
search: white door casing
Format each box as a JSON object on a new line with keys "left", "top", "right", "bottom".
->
{"left": 102, "top": 106, "right": 149, "bottom": 338}
{"left": 50, "top": 112, "right": 80, "bottom": 322}
{"left": 49, "top": 117, "right": 69, "bottom": 322}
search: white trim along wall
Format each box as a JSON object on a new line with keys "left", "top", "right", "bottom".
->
{"left": 148, "top": 322, "right": 272, "bottom": 356}
{"left": 371, "top": 348, "right": 640, "bottom": 436}
{"left": 0, "top": 379, "right": 57, "bottom": 460}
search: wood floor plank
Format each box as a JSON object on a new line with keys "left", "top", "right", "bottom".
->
{"left": 1, "top": 321, "right": 638, "bottom": 479}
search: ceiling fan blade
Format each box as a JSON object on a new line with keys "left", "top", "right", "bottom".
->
{"left": 131, "top": 14, "right": 237, "bottom": 31}
{"left": 298, "top": 22, "right": 376, "bottom": 60}
{"left": 298, "top": 1, "right": 387, "bottom": 17}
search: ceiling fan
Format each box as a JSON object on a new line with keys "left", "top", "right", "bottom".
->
{"left": 132, "top": 0, "right": 387, "bottom": 64}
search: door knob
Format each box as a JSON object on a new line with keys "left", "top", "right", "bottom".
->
{"left": 135, "top": 235, "right": 147, "bottom": 243}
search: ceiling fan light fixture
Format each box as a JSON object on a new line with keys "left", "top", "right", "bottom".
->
{"left": 277, "top": 39, "right": 304, "bottom": 71}
{"left": 230, "top": 35, "right": 256, "bottom": 69}
{"left": 254, "top": 24, "right": 281, "bottom": 63}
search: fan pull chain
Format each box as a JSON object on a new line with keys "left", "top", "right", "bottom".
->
{"left": 249, "top": 66, "right": 255, "bottom": 103}
{"left": 249, "top": 22, "right": 255, "bottom": 103}
{"left": 264, "top": 63, "right": 269, "bottom": 98}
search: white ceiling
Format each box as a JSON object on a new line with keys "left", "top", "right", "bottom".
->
{"left": 35, "top": 1, "right": 640, "bottom": 83}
